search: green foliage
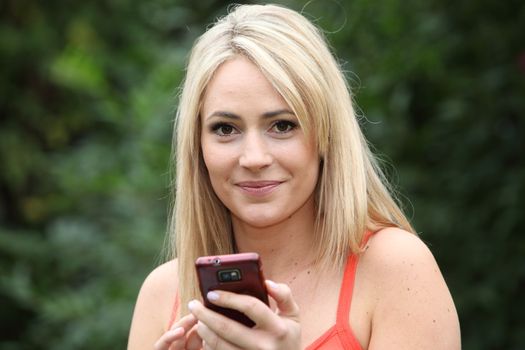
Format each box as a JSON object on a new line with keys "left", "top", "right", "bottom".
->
{"left": 1, "top": 0, "right": 523, "bottom": 349}
{"left": 0, "top": 0, "right": 190, "bottom": 348}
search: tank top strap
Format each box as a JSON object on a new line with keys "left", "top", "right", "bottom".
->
{"left": 167, "top": 288, "right": 180, "bottom": 330}
{"left": 336, "top": 230, "right": 375, "bottom": 325}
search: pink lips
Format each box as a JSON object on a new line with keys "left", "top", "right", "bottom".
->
{"left": 236, "top": 181, "right": 282, "bottom": 196}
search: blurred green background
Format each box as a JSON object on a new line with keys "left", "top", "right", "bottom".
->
{"left": 1, "top": 0, "right": 523, "bottom": 349}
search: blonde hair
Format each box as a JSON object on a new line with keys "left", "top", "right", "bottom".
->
{"left": 168, "top": 4, "right": 414, "bottom": 317}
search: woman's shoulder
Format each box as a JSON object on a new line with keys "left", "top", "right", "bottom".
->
{"left": 137, "top": 259, "right": 179, "bottom": 321}
{"left": 364, "top": 227, "right": 433, "bottom": 264}
{"left": 128, "top": 259, "right": 179, "bottom": 349}
{"left": 361, "top": 227, "right": 447, "bottom": 293}
{"left": 141, "top": 259, "right": 179, "bottom": 294}
{"left": 358, "top": 227, "right": 461, "bottom": 349}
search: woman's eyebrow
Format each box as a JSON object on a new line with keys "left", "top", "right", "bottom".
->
{"left": 262, "top": 109, "right": 295, "bottom": 118}
{"left": 206, "top": 109, "right": 295, "bottom": 121}
{"left": 206, "top": 111, "right": 240, "bottom": 120}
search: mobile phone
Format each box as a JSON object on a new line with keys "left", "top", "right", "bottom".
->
{"left": 195, "top": 252, "right": 269, "bottom": 327}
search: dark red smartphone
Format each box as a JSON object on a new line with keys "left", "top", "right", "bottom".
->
{"left": 195, "top": 252, "right": 269, "bottom": 327}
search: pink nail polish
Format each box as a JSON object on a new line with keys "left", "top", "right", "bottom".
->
{"left": 207, "top": 291, "right": 219, "bottom": 301}
{"left": 267, "top": 280, "right": 279, "bottom": 290}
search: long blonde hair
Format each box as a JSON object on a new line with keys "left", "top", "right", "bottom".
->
{"left": 168, "top": 4, "right": 414, "bottom": 317}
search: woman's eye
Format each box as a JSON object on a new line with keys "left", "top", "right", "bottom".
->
{"left": 271, "top": 120, "right": 297, "bottom": 134}
{"left": 211, "top": 123, "right": 236, "bottom": 136}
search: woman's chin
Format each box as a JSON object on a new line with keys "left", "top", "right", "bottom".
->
{"left": 232, "top": 211, "right": 286, "bottom": 230}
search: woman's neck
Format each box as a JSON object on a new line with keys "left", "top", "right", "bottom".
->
{"left": 231, "top": 196, "right": 317, "bottom": 282}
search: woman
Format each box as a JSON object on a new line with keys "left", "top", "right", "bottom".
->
{"left": 128, "top": 4, "right": 460, "bottom": 350}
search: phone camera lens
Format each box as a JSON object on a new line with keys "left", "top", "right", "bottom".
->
{"left": 230, "top": 271, "right": 240, "bottom": 281}
{"left": 212, "top": 258, "right": 221, "bottom": 266}
{"left": 218, "top": 269, "right": 241, "bottom": 282}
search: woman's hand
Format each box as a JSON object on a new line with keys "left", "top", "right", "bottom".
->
{"left": 154, "top": 313, "right": 202, "bottom": 350}
{"left": 188, "top": 280, "right": 301, "bottom": 350}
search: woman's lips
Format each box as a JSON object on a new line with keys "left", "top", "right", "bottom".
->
{"left": 235, "top": 181, "right": 282, "bottom": 196}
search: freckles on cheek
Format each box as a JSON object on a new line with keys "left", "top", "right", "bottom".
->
{"left": 202, "top": 148, "right": 220, "bottom": 168}
{"left": 201, "top": 140, "right": 214, "bottom": 164}
{"left": 202, "top": 149, "right": 227, "bottom": 182}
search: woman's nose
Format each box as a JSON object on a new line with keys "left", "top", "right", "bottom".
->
{"left": 238, "top": 132, "right": 273, "bottom": 171}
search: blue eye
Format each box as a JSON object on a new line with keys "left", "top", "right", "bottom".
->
{"left": 271, "top": 120, "right": 297, "bottom": 133}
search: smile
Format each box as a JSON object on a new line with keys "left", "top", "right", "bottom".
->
{"left": 235, "top": 181, "right": 282, "bottom": 196}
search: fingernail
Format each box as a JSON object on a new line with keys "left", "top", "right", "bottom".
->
{"left": 171, "top": 326, "right": 184, "bottom": 334}
{"left": 188, "top": 299, "right": 197, "bottom": 311}
{"left": 267, "top": 280, "right": 279, "bottom": 290}
{"left": 207, "top": 291, "right": 219, "bottom": 301}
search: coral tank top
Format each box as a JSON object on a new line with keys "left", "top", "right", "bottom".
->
{"left": 167, "top": 233, "right": 373, "bottom": 350}
{"left": 304, "top": 238, "right": 368, "bottom": 350}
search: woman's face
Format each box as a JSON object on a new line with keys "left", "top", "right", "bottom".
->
{"left": 200, "top": 56, "right": 320, "bottom": 229}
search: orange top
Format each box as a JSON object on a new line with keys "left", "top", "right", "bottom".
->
{"left": 304, "top": 233, "right": 370, "bottom": 350}
{"left": 167, "top": 232, "right": 373, "bottom": 350}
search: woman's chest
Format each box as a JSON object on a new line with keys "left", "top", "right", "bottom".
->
{"left": 289, "top": 273, "right": 341, "bottom": 347}
{"left": 292, "top": 266, "right": 373, "bottom": 349}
